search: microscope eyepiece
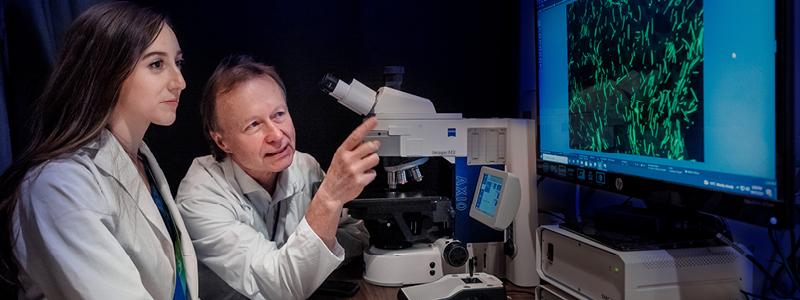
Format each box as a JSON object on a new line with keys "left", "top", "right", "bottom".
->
{"left": 319, "top": 73, "right": 340, "bottom": 93}
{"left": 319, "top": 73, "right": 377, "bottom": 115}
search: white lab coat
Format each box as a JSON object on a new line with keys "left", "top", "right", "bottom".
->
{"left": 176, "top": 152, "right": 369, "bottom": 300}
{"left": 13, "top": 129, "right": 199, "bottom": 300}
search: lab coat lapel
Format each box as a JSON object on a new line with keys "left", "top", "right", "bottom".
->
{"left": 139, "top": 143, "right": 199, "bottom": 299}
{"left": 271, "top": 154, "right": 305, "bottom": 244}
{"left": 92, "top": 130, "right": 172, "bottom": 246}
{"left": 138, "top": 144, "right": 180, "bottom": 246}
{"left": 222, "top": 158, "right": 252, "bottom": 206}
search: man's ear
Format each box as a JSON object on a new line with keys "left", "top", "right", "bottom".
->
{"left": 210, "top": 131, "right": 232, "bottom": 153}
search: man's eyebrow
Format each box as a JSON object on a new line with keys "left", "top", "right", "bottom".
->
{"left": 242, "top": 115, "right": 258, "bottom": 124}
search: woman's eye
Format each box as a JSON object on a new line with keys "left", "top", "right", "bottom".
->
{"left": 176, "top": 59, "right": 185, "bottom": 70}
{"left": 150, "top": 60, "right": 163, "bottom": 69}
{"left": 250, "top": 121, "right": 259, "bottom": 127}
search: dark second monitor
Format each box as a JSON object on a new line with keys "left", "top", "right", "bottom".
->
{"left": 535, "top": 0, "right": 797, "bottom": 228}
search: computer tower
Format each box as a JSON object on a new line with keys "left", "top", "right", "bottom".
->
{"left": 536, "top": 225, "right": 752, "bottom": 300}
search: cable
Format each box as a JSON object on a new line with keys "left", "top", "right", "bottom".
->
{"left": 714, "top": 229, "right": 800, "bottom": 299}
{"left": 783, "top": 230, "right": 798, "bottom": 295}
{"left": 769, "top": 229, "right": 800, "bottom": 296}
{"left": 714, "top": 232, "right": 752, "bottom": 256}
{"left": 742, "top": 290, "right": 789, "bottom": 300}
{"left": 770, "top": 230, "right": 800, "bottom": 290}
{"left": 747, "top": 253, "right": 800, "bottom": 300}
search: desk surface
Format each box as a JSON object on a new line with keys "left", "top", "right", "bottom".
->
{"left": 308, "top": 260, "right": 536, "bottom": 300}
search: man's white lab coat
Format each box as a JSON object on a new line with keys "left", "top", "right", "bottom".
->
{"left": 14, "top": 129, "right": 199, "bottom": 300}
{"left": 176, "top": 152, "right": 369, "bottom": 300}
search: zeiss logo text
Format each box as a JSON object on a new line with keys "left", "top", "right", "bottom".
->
{"left": 447, "top": 128, "right": 456, "bottom": 137}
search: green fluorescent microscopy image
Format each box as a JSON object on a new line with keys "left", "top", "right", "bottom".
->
{"left": 567, "top": 0, "right": 704, "bottom": 162}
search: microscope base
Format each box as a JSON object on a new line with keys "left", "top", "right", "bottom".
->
{"left": 398, "top": 273, "right": 506, "bottom": 300}
{"left": 363, "top": 243, "right": 444, "bottom": 286}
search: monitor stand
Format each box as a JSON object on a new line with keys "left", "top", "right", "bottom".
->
{"left": 561, "top": 204, "right": 732, "bottom": 251}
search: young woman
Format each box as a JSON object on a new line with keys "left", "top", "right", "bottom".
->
{"left": 0, "top": 2, "right": 198, "bottom": 299}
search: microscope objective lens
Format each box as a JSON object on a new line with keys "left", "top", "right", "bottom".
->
{"left": 397, "top": 170, "right": 408, "bottom": 184}
{"left": 410, "top": 166, "right": 423, "bottom": 182}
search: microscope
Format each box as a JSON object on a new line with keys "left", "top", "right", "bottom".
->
{"left": 319, "top": 69, "right": 539, "bottom": 288}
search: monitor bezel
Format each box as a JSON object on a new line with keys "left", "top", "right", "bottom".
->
{"left": 534, "top": 0, "right": 796, "bottom": 229}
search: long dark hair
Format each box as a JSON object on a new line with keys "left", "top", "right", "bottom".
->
{"left": 0, "top": 1, "right": 170, "bottom": 293}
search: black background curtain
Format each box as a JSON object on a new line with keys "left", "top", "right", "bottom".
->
{"left": 1, "top": 0, "right": 522, "bottom": 194}
{"left": 1, "top": 0, "right": 103, "bottom": 174}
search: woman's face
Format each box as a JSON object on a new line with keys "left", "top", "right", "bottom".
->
{"left": 115, "top": 24, "right": 185, "bottom": 129}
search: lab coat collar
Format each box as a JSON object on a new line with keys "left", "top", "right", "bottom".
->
{"left": 224, "top": 153, "right": 303, "bottom": 205}
{"left": 91, "top": 130, "right": 173, "bottom": 249}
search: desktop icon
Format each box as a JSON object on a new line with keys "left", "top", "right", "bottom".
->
{"left": 596, "top": 172, "right": 606, "bottom": 184}
{"left": 558, "top": 165, "right": 567, "bottom": 176}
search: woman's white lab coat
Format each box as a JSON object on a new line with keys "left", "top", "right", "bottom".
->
{"left": 13, "top": 130, "right": 199, "bottom": 300}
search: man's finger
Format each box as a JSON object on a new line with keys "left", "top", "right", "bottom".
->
{"left": 351, "top": 140, "right": 380, "bottom": 159}
{"left": 351, "top": 152, "right": 380, "bottom": 172}
{"left": 341, "top": 117, "right": 378, "bottom": 151}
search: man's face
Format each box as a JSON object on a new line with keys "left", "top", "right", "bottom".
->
{"left": 211, "top": 76, "right": 296, "bottom": 181}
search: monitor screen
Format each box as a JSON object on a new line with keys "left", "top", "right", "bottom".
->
{"left": 535, "top": 0, "right": 796, "bottom": 228}
{"left": 475, "top": 173, "right": 504, "bottom": 217}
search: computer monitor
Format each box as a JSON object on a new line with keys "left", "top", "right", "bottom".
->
{"left": 535, "top": 0, "right": 797, "bottom": 228}
{"left": 469, "top": 167, "right": 521, "bottom": 230}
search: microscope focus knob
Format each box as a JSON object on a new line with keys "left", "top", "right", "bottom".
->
{"left": 442, "top": 241, "right": 468, "bottom": 267}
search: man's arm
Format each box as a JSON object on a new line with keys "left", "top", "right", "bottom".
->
{"left": 177, "top": 162, "right": 345, "bottom": 300}
{"left": 307, "top": 117, "right": 380, "bottom": 250}
{"left": 177, "top": 117, "right": 379, "bottom": 299}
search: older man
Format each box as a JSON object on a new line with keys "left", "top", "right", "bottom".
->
{"left": 176, "top": 55, "right": 377, "bottom": 300}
